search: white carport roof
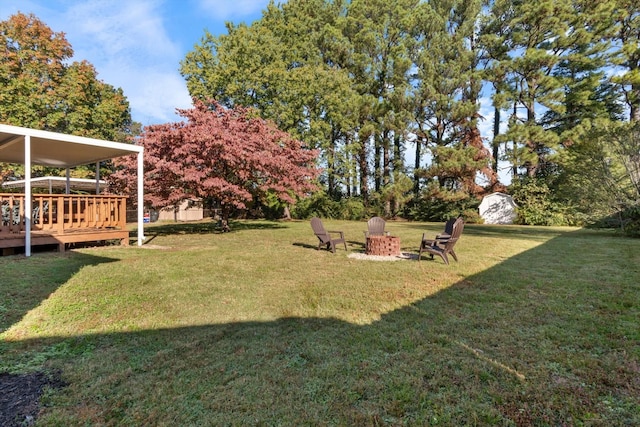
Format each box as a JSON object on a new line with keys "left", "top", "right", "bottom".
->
{"left": 0, "top": 124, "right": 139, "bottom": 168}
{"left": 0, "top": 123, "right": 145, "bottom": 255}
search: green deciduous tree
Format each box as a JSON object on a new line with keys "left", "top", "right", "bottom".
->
{"left": 0, "top": 12, "right": 71, "bottom": 129}
{"left": 0, "top": 12, "right": 133, "bottom": 179}
{"left": 0, "top": 12, "right": 131, "bottom": 139}
{"left": 551, "top": 120, "right": 640, "bottom": 227}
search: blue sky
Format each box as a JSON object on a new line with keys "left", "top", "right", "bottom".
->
{"left": 1, "top": 0, "right": 272, "bottom": 125}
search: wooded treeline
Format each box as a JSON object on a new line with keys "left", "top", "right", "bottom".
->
{"left": 2, "top": 5, "right": 639, "bottom": 231}
{"left": 181, "top": 0, "right": 640, "bottom": 228}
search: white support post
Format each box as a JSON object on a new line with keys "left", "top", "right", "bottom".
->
{"left": 96, "top": 162, "right": 100, "bottom": 195}
{"left": 137, "top": 150, "right": 145, "bottom": 246}
{"left": 25, "top": 135, "right": 32, "bottom": 257}
{"left": 65, "top": 168, "right": 71, "bottom": 194}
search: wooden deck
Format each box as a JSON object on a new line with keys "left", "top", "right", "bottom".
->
{"left": 1, "top": 193, "right": 129, "bottom": 254}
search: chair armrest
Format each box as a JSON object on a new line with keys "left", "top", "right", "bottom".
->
{"left": 421, "top": 239, "right": 439, "bottom": 248}
{"left": 328, "top": 230, "right": 344, "bottom": 238}
{"left": 422, "top": 233, "right": 440, "bottom": 243}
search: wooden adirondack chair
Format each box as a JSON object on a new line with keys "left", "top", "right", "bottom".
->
{"left": 364, "top": 216, "right": 386, "bottom": 237}
{"left": 310, "top": 217, "right": 347, "bottom": 253}
{"left": 419, "top": 218, "right": 464, "bottom": 264}
{"left": 363, "top": 216, "right": 386, "bottom": 250}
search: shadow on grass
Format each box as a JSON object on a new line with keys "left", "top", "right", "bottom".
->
{"left": 0, "top": 253, "right": 119, "bottom": 334}
{"left": 347, "top": 240, "right": 367, "bottom": 249}
{"left": 292, "top": 241, "right": 364, "bottom": 253}
{"left": 399, "top": 221, "right": 572, "bottom": 241}
{"left": 2, "top": 229, "right": 639, "bottom": 425}
{"left": 130, "top": 219, "right": 288, "bottom": 239}
{"left": 292, "top": 242, "right": 318, "bottom": 251}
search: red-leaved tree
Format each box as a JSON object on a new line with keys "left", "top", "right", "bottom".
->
{"left": 110, "top": 100, "right": 319, "bottom": 217}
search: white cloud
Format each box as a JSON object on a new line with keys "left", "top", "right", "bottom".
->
{"left": 56, "top": 1, "right": 189, "bottom": 124}
{"left": 64, "top": 0, "right": 180, "bottom": 61}
{"left": 127, "top": 72, "right": 193, "bottom": 125}
{"left": 2, "top": 0, "right": 270, "bottom": 125}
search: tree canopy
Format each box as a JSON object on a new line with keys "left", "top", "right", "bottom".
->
{"left": 110, "top": 100, "right": 320, "bottom": 216}
{"left": 3, "top": 4, "right": 640, "bottom": 230}
{"left": 0, "top": 12, "right": 133, "bottom": 180}
{"left": 0, "top": 12, "right": 132, "bottom": 140}
{"left": 180, "top": 0, "right": 640, "bottom": 228}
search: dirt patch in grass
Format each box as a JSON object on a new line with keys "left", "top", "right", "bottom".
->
{"left": 0, "top": 371, "right": 66, "bottom": 427}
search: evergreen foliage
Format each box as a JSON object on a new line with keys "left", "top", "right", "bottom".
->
{"left": 180, "top": 0, "right": 640, "bottom": 227}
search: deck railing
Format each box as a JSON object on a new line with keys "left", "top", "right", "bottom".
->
{"left": 1, "top": 193, "right": 127, "bottom": 235}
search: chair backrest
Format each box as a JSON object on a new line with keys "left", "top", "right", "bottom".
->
{"left": 442, "top": 217, "right": 457, "bottom": 235}
{"left": 367, "top": 216, "right": 386, "bottom": 236}
{"left": 443, "top": 218, "right": 464, "bottom": 250}
{"left": 445, "top": 216, "right": 466, "bottom": 234}
{"left": 311, "top": 217, "right": 330, "bottom": 242}
{"left": 452, "top": 217, "right": 464, "bottom": 237}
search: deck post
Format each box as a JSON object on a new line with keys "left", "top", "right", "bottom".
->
{"left": 25, "top": 135, "right": 32, "bottom": 257}
{"left": 137, "top": 150, "right": 145, "bottom": 246}
{"left": 56, "top": 196, "right": 64, "bottom": 234}
{"left": 95, "top": 162, "right": 100, "bottom": 195}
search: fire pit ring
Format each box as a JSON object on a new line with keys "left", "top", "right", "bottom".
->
{"left": 365, "top": 235, "right": 401, "bottom": 256}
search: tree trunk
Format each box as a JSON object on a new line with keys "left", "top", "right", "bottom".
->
{"left": 492, "top": 106, "right": 500, "bottom": 173}
{"left": 414, "top": 136, "right": 422, "bottom": 195}
{"left": 631, "top": 82, "right": 640, "bottom": 122}
{"left": 374, "top": 133, "right": 382, "bottom": 192}
{"left": 359, "top": 136, "right": 369, "bottom": 205}
{"left": 327, "top": 138, "right": 336, "bottom": 198}
{"left": 383, "top": 129, "right": 391, "bottom": 187}
{"left": 392, "top": 133, "right": 403, "bottom": 214}
{"left": 382, "top": 130, "right": 392, "bottom": 217}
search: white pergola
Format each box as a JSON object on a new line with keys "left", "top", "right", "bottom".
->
{"left": 0, "top": 123, "right": 145, "bottom": 256}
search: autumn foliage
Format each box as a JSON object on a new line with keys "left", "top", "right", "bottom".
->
{"left": 110, "top": 100, "right": 319, "bottom": 213}
{"left": 0, "top": 12, "right": 131, "bottom": 140}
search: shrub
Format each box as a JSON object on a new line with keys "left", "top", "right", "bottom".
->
{"left": 336, "top": 197, "right": 366, "bottom": 220}
{"left": 291, "top": 192, "right": 367, "bottom": 220}
{"left": 621, "top": 204, "right": 640, "bottom": 237}
{"left": 509, "top": 178, "right": 575, "bottom": 226}
{"left": 405, "top": 182, "right": 481, "bottom": 223}
{"left": 291, "top": 191, "right": 340, "bottom": 219}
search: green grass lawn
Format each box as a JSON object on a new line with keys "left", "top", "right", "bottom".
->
{"left": 1, "top": 219, "right": 639, "bottom": 425}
